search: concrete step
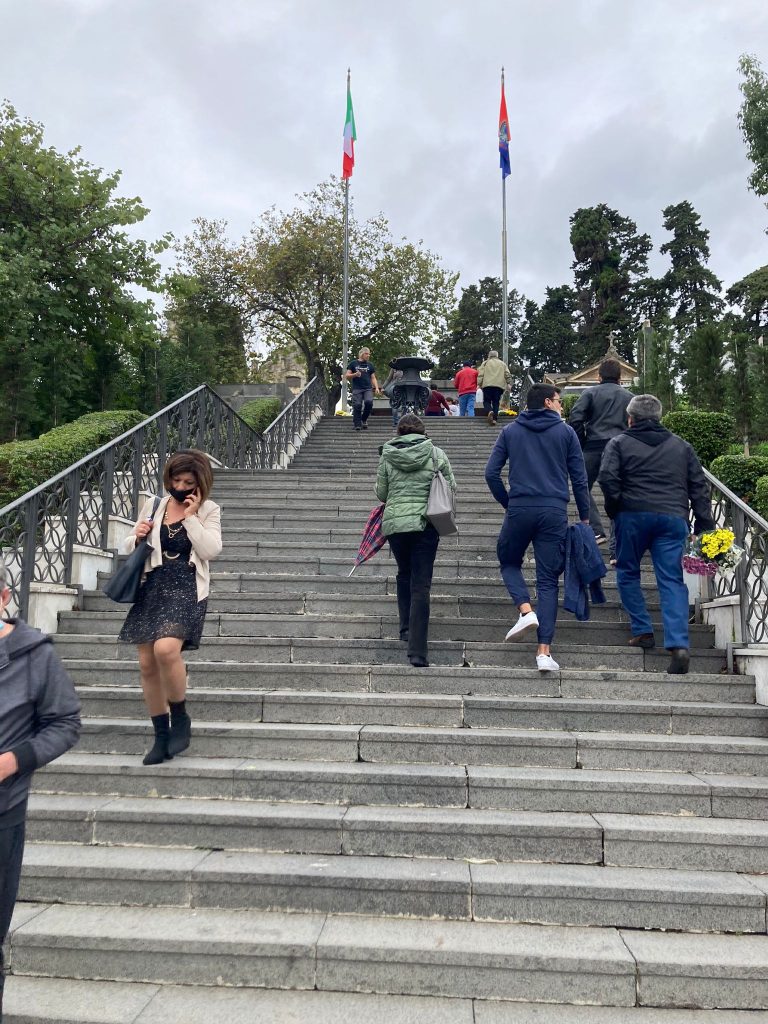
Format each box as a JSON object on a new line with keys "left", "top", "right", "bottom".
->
{"left": 73, "top": 687, "right": 768, "bottom": 739}
{"left": 36, "top": 753, "right": 768, "bottom": 819}
{"left": 6, "top": 982, "right": 765, "bottom": 1024}
{"left": 10, "top": 902, "right": 768, "bottom": 1008}
{"left": 62, "top": 659, "right": 754, "bottom": 704}
{"left": 18, "top": 844, "right": 768, "bottom": 933}
{"left": 81, "top": 588, "right": 661, "bottom": 620}
{"left": 57, "top": 611, "right": 716, "bottom": 649}
{"left": 59, "top": 719, "right": 768, "bottom": 774}
{"left": 52, "top": 634, "right": 727, "bottom": 674}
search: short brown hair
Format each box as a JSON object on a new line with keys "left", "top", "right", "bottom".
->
{"left": 397, "top": 414, "right": 426, "bottom": 436}
{"left": 163, "top": 449, "right": 213, "bottom": 502}
{"left": 599, "top": 359, "right": 621, "bottom": 382}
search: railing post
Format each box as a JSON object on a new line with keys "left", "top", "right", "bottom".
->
{"left": 179, "top": 400, "right": 189, "bottom": 451}
{"left": 226, "top": 408, "right": 235, "bottom": 468}
{"left": 196, "top": 391, "right": 206, "bottom": 450}
{"left": 131, "top": 427, "right": 144, "bottom": 519}
{"left": 733, "top": 505, "right": 751, "bottom": 645}
{"left": 20, "top": 494, "right": 39, "bottom": 619}
{"left": 157, "top": 416, "right": 168, "bottom": 495}
{"left": 63, "top": 469, "right": 80, "bottom": 587}
{"left": 101, "top": 448, "right": 115, "bottom": 549}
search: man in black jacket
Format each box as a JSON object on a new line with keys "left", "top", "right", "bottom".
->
{"left": 0, "top": 560, "right": 81, "bottom": 1016}
{"left": 568, "top": 358, "right": 632, "bottom": 544}
{"left": 598, "top": 394, "right": 715, "bottom": 674}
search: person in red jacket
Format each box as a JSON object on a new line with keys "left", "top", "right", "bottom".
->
{"left": 425, "top": 386, "right": 451, "bottom": 416}
{"left": 453, "top": 361, "right": 479, "bottom": 416}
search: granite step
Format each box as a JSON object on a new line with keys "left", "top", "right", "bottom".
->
{"left": 18, "top": 844, "right": 768, "bottom": 933}
{"left": 57, "top": 611, "right": 715, "bottom": 649}
{"left": 52, "top": 634, "right": 727, "bottom": 673}
{"left": 32, "top": 753, "right": 768, "bottom": 820}
{"left": 61, "top": 659, "right": 754, "bottom": 703}
{"left": 10, "top": 903, "right": 768, "bottom": 1008}
{"left": 72, "top": 688, "right": 768, "bottom": 739}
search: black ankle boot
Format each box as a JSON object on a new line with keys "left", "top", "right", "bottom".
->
{"left": 168, "top": 700, "right": 192, "bottom": 756}
{"left": 143, "top": 713, "right": 171, "bottom": 765}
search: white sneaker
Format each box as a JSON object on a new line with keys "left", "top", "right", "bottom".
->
{"left": 504, "top": 611, "right": 539, "bottom": 642}
{"left": 536, "top": 654, "right": 560, "bottom": 672}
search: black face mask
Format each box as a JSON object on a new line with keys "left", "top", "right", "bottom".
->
{"left": 169, "top": 486, "right": 196, "bottom": 503}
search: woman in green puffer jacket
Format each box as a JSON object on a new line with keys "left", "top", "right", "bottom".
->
{"left": 375, "top": 414, "right": 456, "bottom": 668}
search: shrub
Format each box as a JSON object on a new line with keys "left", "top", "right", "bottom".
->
{"left": 238, "top": 398, "right": 282, "bottom": 434}
{"left": 709, "top": 455, "right": 768, "bottom": 505}
{"left": 0, "top": 410, "right": 144, "bottom": 508}
{"left": 726, "top": 441, "right": 768, "bottom": 458}
{"left": 661, "top": 411, "right": 734, "bottom": 468}
{"left": 561, "top": 393, "right": 579, "bottom": 419}
{"left": 754, "top": 476, "right": 768, "bottom": 521}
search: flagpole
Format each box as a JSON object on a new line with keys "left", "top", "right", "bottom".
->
{"left": 342, "top": 174, "right": 350, "bottom": 412}
{"left": 341, "top": 68, "right": 351, "bottom": 413}
{"left": 501, "top": 67, "right": 509, "bottom": 369}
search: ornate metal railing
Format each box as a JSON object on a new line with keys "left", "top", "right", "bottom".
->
{"left": 0, "top": 379, "right": 330, "bottom": 618}
{"left": 701, "top": 468, "right": 768, "bottom": 646}
{"left": 260, "top": 374, "right": 331, "bottom": 468}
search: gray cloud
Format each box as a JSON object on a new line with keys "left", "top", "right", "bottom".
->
{"left": 4, "top": 0, "right": 767, "bottom": 309}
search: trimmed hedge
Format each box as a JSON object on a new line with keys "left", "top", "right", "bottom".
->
{"left": 0, "top": 410, "right": 144, "bottom": 508}
{"left": 727, "top": 441, "right": 768, "bottom": 458}
{"left": 755, "top": 476, "right": 768, "bottom": 521}
{"left": 238, "top": 398, "right": 282, "bottom": 434}
{"left": 709, "top": 455, "right": 768, "bottom": 506}
{"left": 661, "top": 411, "right": 734, "bottom": 468}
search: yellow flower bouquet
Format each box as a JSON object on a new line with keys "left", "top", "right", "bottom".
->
{"left": 683, "top": 528, "right": 744, "bottom": 577}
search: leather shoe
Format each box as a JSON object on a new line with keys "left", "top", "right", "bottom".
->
{"left": 409, "top": 657, "right": 430, "bottom": 668}
{"left": 628, "top": 633, "right": 655, "bottom": 649}
{"left": 667, "top": 648, "right": 690, "bottom": 675}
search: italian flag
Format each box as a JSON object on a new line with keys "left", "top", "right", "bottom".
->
{"left": 342, "top": 77, "right": 356, "bottom": 179}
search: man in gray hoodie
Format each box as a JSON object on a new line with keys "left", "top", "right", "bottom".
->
{"left": 0, "top": 560, "right": 81, "bottom": 1016}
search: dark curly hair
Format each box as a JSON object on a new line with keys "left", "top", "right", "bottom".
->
{"left": 396, "top": 414, "right": 426, "bottom": 436}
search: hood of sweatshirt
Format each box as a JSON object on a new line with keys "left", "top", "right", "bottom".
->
{"left": 627, "top": 420, "right": 672, "bottom": 447}
{"left": 516, "top": 409, "right": 565, "bottom": 433}
{"left": 381, "top": 434, "right": 434, "bottom": 473}
{"left": 0, "top": 619, "right": 51, "bottom": 671}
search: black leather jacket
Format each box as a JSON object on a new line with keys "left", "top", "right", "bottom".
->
{"left": 569, "top": 382, "right": 633, "bottom": 450}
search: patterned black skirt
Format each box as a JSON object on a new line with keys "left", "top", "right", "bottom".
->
{"left": 118, "top": 561, "right": 208, "bottom": 651}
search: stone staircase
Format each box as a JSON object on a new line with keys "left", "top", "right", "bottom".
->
{"left": 6, "top": 415, "right": 768, "bottom": 1022}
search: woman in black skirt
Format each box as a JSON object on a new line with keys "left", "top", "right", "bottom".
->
{"left": 119, "top": 450, "right": 222, "bottom": 764}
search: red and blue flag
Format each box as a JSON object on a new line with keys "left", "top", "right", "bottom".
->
{"left": 499, "top": 79, "right": 510, "bottom": 179}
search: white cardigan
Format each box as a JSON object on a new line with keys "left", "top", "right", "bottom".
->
{"left": 120, "top": 495, "right": 222, "bottom": 602}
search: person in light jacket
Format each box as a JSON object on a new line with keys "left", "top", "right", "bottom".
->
{"left": 477, "top": 350, "right": 513, "bottom": 425}
{"left": 119, "top": 450, "right": 222, "bottom": 764}
{"left": 375, "top": 415, "right": 456, "bottom": 668}
{"left": 0, "top": 559, "right": 81, "bottom": 1019}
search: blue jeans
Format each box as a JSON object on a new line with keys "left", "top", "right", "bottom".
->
{"left": 615, "top": 511, "right": 690, "bottom": 650}
{"left": 458, "top": 393, "right": 475, "bottom": 417}
{"left": 497, "top": 505, "right": 567, "bottom": 644}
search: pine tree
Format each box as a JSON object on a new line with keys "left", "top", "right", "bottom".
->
{"left": 660, "top": 201, "right": 724, "bottom": 334}
{"left": 683, "top": 323, "right": 726, "bottom": 411}
{"left": 518, "top": 286, "right": 580, "bottom": 376}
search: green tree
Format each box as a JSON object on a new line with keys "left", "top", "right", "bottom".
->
{"left": 434, "top": 276, "right": 525, "bottom": 374}
{"left": 682, "top": 322, "right": 726, "bottom": 411}
{"left": 738, "top": 54, "right": 768, "bottom": 226}
{"left": 569, "top": 204, "right": 652, "bottom": 365}
{"left": 161, "top": 273, "right": 249, "bottom": 400}
{"left": 518, "top": 285, "right": 580, "bottom": 376}
{"left": 727, "top": 266, "right": 768, "bottom": 340}
{"left": 726, "top": 330, "right": 753, "bottom": 442}
{"left": 176, "top": 179, "right": 457, "bottom": 386}
{"left": 0, "top": 102, "right": 168, "bottom": 440}
{"left": 660, "top": 200, "right": 724, "bottom": 334}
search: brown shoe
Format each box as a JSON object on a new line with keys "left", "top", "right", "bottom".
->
{"left": 487, "top": 411, "right": 495, "bottom": 424}
{"left": 628, "top": 633, "right": 655, "bottom": 649}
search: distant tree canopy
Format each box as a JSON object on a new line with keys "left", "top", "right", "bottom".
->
{"left": 0, "top": 101, "right": 168, "bottom": 441}
{"left": 174, "top": 180, "right": 457, "bottom": 387}
{"left": 433, "top": 276, "right": 524, "bottom": 375}
{"left": 738, "top": 53, "right": 768, "bottom": 228}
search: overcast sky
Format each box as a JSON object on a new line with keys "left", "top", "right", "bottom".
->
{"left": 4, "top": 0, "right": 768, "bottom": 307}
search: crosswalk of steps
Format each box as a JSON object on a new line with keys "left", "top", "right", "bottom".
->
{"left": 6, "top": 415, "right": 768, "bottom": 1021}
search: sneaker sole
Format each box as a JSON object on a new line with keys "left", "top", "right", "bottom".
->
{"left": 504, "top": 620, "right": 539, "bottom": 642}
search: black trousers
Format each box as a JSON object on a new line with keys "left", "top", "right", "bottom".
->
{"left": 0, "top": 818, "right": 26, "bottom": 1016}
{"left": 351, "top": 388, "right": 373, "bottom": 428}
{"left": 483, "top": 386, "right": 503, "bottom": 420}
{"left": 388, "top": 526, "right": 440, "bottom": 661}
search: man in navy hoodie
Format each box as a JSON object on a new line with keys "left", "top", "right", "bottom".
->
{"left": 485, "top": 383, "right": 590, "bottom": 671}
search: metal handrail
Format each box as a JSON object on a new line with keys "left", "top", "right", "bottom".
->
{"left": 701, "top": 467, "right": 768, "bottom": 646}
{"left": 0, "top": 378, "right": 330, "bottom": 617}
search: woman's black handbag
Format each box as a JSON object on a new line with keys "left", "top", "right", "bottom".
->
{"left": 103, "top": 497, "right": 161, "bottom": 604}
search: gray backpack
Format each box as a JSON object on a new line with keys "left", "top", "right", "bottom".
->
{"left": 426, "top": 448, "right": 458, "bottom": 536}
